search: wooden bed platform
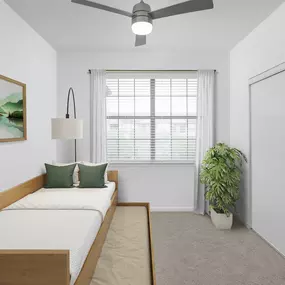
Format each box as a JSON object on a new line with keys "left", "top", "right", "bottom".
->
{"left": 0, "top": 171, "right": 118, "bottom": 285}
{"left": 91, "top": 203, "right": 156, "bottom": 285}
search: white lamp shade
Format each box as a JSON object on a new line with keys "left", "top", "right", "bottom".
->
{"left": 51, "top": 118, "right": 83, "bottom": 139}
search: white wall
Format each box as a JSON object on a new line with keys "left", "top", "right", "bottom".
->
{"left": 0, "top": 2, "right": 57, "bottom": 191}
{"left": 230, "top": 2, "right": 285, "bottom": 226}
{"left": 57, "top": 50, "right": 229, "bottom": 210}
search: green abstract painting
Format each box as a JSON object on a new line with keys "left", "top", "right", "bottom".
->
{"left": 0, "top": 75, "right": 26, "bottom": 142}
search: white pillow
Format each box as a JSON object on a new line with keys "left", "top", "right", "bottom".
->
{"left": 81, "top": 161, "right": 109, "bottom": 183}
{"left": 52, "top": 161, "right": 79, "bottom": 186}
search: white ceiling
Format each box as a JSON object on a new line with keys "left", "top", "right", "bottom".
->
{"left": 6, "top": 0, "right": 284, "bottom": 52}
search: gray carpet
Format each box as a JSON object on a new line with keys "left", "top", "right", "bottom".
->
{"left": 151, "top": 212, "right": 285, "bottom": 285}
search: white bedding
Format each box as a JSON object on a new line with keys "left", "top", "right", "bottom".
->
{"left": 39, "top": 181, "right": 116, "bottom": 201}
{"left": 5, "top": 191, "right": 110, "bottom": 220}
{"left": 5, "top": 182, "right": 116, "bottom": 219}
{"left": 0, "top": 210, "right": 101, "bottom": 285}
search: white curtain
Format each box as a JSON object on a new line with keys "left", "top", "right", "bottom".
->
{"left": 195, "top": 70, "right": 215, "bottom": 215}
{"left": 90, "top": 69, "right": 107, "bottom": 163}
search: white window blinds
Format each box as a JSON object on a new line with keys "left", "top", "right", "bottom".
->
{"left": 106, "top": 72, "right": 198, "bottom": 163}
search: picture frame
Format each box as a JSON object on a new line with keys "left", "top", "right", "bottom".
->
{"left": 0, "top": 75, "right": 27, "bottom": 142}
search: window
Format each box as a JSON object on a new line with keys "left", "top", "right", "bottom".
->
{"left": 106, "top": 72, "right": 197, "bottom": 163}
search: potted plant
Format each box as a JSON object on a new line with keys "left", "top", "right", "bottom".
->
{"left": 200, "top": 143, "right": 247, "bottom": 230}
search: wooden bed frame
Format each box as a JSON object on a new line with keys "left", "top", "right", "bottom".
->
{"left": 0, "top": 171, "right": 118, "bottom": 285}
{"left": 117, "top": 203, "right": 156, "bottom": 285}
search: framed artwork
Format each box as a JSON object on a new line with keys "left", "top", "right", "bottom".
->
{"left": 0, "top": 75, "right": 26, "bottom": 142}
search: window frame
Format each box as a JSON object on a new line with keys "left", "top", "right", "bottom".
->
{"left": 106, "top": 72, "right": 198, "bottom": 164}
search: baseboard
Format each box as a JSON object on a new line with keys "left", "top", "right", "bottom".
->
{"left": 234, "top": 212, "right": 252, "bottom": 229}
{"left": 252, "top": 229, "right": 285, "bottom": 259}
{"left": 151, "top": 206, "right": 194, "bottom": 212}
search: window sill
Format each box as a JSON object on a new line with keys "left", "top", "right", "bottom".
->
{"left": 109, "top": 161, "right": 195, "bottom": 166}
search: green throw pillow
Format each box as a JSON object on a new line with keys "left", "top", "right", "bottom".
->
{"left": 45, "top": 163, "right": 76, "bottom": 188}
{"left": 78, "top": 163, "right": 108, "bottom": 188}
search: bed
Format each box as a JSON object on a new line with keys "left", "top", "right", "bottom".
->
{"left": 0, "top": 171, "right": 118, "bottom": 285}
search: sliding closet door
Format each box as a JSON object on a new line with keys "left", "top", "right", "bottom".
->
{"left": 251, "top": 70, "right": 285, "bottom": 256}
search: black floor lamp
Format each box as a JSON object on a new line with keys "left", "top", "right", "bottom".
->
{"left": 51, "top": 88, "right": 83, "bottom": 162}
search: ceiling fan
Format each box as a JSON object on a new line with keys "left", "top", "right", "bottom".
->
{"left": 71, "top": 0, "right": 214, "bottom": 47}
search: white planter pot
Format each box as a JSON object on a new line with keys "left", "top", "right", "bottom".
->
{"left": 210, "top": 208, "right": 233, "bottom": 230}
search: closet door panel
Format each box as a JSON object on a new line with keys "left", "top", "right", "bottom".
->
{"left": 251, "top": 71, "right": 285, "bottom": 255}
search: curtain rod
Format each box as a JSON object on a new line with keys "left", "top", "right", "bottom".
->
{"left": 88, "top": 69, "right": 217, "bottom": 73}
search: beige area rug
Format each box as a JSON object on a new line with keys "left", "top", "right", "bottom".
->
{"left": 91, "top": 207, "right": 152, "bottom": 285}
{"left": 151, "top": 212, "right": 285, "bottom": 285}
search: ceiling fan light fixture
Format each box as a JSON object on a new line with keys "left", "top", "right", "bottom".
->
{"left": 131, "top": 0, "right": 152, "bottom": 36}
{"left": 71, "top": 0, "right": 214, "bottom": 47}
{"left": 132, "top": 21, "right": 153, "bottom": 35}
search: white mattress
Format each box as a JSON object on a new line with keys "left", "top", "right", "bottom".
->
{"left": 0, "top": 209, "right": 102, "bottom": 285}
{"left": 39, "top": 181, "right": 116, "bottom": 201}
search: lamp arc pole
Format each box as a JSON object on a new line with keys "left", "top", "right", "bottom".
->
{"left": 66, "top": 87, "right": 78, "bottom": 161}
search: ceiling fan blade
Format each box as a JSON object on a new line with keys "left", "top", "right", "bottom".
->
{"left": 135, "top": 35, "right": 146, "bottom": 47}
{"left": 149, "top": 0, "right": 213, "bottom": 20}
{"left": 71, "top": 0, "right": 132, "bottom": 18}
